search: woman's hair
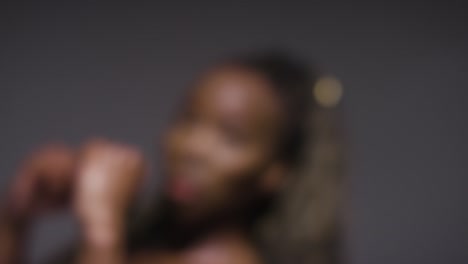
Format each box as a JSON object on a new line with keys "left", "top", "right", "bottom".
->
{"left": 229, "top": 51, "right": 344, "bottom": 264}
{"left": 226, "top": 51, "right": 318, "bottom": 165}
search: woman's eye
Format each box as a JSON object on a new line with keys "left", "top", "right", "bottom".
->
{"left": 220, "top": 124, "right": 249, "bottom": 146}
{"left": 177, "top": 109, "right": 196, "bottom": 124}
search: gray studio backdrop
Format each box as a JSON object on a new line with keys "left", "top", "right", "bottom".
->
{"left": 1, "top": 1, "right": 467, "bottom": 264}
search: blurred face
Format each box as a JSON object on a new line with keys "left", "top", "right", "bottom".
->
{"left": 162, "top": 65, "right": 286, "bottom": 220}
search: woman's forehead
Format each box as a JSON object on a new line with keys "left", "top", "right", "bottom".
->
{"left": 191, "top": 66, "right": 283, "bottom": 121}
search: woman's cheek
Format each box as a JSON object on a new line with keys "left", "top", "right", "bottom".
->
{"left": 213, "top": 146, "right": 262, "bottom": 180}
{"left": 165, "top": 128, "right": 185, "bottom": 156}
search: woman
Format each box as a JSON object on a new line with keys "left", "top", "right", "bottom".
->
{"left": 0, "top": 51, "right": 319, "bottom": 264}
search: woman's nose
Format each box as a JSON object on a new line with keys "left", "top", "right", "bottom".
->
{"left": 181, "top": 124, "right": 215, "bottom": 161}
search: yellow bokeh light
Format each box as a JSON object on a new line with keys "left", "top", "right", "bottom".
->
{"left": 313, "top": 76, "right": 343, "bottom": 108}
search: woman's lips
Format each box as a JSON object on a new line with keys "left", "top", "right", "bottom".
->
{"left": 167, "top": 176, "right": 198, "bottom": 204}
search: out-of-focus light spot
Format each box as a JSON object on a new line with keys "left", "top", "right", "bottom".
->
{"left": 313, "top": 76, "right": 343, "bottom": 108}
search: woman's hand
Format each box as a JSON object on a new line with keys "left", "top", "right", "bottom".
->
{"left": 74, "top": 139, "right": 146, "bottom": 248}
{"left": 1, "top": 144, "right": 75, "bottom": 264}
{"left": 6, "top": 143, "right": 76, "bottom": 222}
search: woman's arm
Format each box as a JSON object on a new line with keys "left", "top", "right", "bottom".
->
{"left": 73, "top": 140, "right": 145, "bottom": 264}
{"left": 0, "top": 144, "right": 76, "bottom": 264}
{"left": 76, "top": 216, "right": 127, "bottom": 264}
{"left": 0, "top": 208, "right": 29, "bottom": 264}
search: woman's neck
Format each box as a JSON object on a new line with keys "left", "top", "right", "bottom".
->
{"left": 160, "top": 207, "right": 251, "bottom": 250}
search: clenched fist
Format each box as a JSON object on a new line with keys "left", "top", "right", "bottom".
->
{"left": 7, "top": 144, "right": 76, "bottom": 221}
{"left": 75, "top": 139, "right": 146, "bottom": 226}
{"left": 70, "top": 139, "right": 146, "bottom": 249}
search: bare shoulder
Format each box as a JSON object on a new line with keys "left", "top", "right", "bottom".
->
{"left": 129, "top": 245, "right": 262, "bottom": 264}
{"left": 185, "top": 236, "right": 263, "bottom": 264}
{"left": 129, "top": 234, "right": 263, "bottom": 264}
